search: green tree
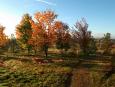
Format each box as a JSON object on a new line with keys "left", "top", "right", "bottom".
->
{"left": 16, "top": 13, "right": 32, "bottom": 55}
{"left": 88, "top": 37, "right": 97, "bottom": 55}
{"left": 102, "top": 33, "right": 112, "bottom": 54}
{"left": 8, "top": 34, "right": 18, "bottom": 53}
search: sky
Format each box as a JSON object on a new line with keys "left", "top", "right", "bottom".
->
{"left": 0, "top": 0, "right": 115, "bottom": 38}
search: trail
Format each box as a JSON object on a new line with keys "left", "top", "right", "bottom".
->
{"left": 70, "top": 57, "right": 113, "bottom": 87}
{"left": 70, "top": 67, "right": 92, "bottom": 87}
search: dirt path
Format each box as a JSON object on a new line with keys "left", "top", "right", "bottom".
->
{"left": 70, "top": 67, "right": 92, "bottom": 87}
{"left": 70, "top": 58, "right": 112, "bottom": 87}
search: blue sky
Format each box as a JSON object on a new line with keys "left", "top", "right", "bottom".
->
{"left": 0, "top": 0, "right": 115, "bottom": 38}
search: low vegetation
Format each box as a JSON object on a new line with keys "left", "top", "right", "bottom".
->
{"left": 0, "top": 59, "right": 72, "bottom": 87}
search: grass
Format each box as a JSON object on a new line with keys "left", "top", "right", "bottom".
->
{"left": 0, "top": 59, "right": 73, "bottom": 87}
{"left": 90, "top": 71, "right": 115, "bottom": 87}
{"left": 0, "top": 52, "right": 115, "bottom": 87}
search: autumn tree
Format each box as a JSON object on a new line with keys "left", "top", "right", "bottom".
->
{"left": 0, "top": 25, "right": 8, "bottom": 48}
{"left": 102, "top": 33, "right": 112, "bottom": 54}
{"left": 54, "top": 21, "right": 71, "bottom": 54}
{"left": 73, "top": 18, "right": 92, "bottom": 55}
{"left": 29, "top": 10, "right": 57, "bottom": 58}
{"left": 16, "top": 13, "right": 32, "bottom": 54}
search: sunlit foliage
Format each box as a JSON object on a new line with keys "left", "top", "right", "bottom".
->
{"left": 29, "top": 10, "right": 57, "bottom": 57}
{"left": 16, "top": 14, "right": 32, "bottom": 54}
{"left": 0, "top": 25, "right": 8, "bottom": 48}
{"left": 54, "top": 21, "right": 71, "bottom": 54}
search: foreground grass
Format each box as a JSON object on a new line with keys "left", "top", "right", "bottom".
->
{"left": 0, "top": 59, "right": 72, "bottom": 87}
{"left": 0, "top": 55, "right": 115, "bottom": 87}
{"left": 90, "top": 71, "right": 115, "bottom": 87}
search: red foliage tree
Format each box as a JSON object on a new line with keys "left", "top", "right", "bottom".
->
{"left": 29, "top": 10, "right": 57, "bottom": 58}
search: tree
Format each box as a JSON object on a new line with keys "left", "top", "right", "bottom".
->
{"left": 54, "top": 21, "right": 71, "bottom": 54}
{"left": 8, "top": 34, "right": 18, "bottom": 53}
{"left": 29, "top": 10, "right": 57, "bottom": 58}
{"left": 0, "top": 25, "right": 8, "bottom": 48}
{"left": 16, "top": 13, "right": 32, "bottom": 54}
{"left": 102, "top": 33, "right": 112, "bottom": 54}
{"left": 87, "top": 37, "right": 97, "bottom": 55}
{"left": 73, "top": 18, "right": 92, "bottom": 55}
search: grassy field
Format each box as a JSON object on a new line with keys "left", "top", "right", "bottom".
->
{"left": 0, "top": 53, "right": 115, "bottom": 87}
{"left": 0, "top": 54, "right": 78, "bottom": 87}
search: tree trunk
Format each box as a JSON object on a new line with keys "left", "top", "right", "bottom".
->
{"left": 45, "top": 50, "right": 48, "bottom": 58}
{"left": 27, "top": 48, "right": 30, "bottom": 55}
{"left": 83, "top": 48, "right": 88, "bottom": 56}
{"left": 34, "top": 49, "right": 37, "bottom": 55}
{"left": 44, "top": 44, "right": 48, "bottom": 58}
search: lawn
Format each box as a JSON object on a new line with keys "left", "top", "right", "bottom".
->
{"left": 0, "top": 56, "right": 77, "bottom": 87}
{"left": 0, "top": 54, "right": 115, "bottom": 87}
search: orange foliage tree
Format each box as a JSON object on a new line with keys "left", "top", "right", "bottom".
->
{"left": 54, "top": 21, "right": 71, "bottom": 54}
{"left": 29, "top": 10, "right": 57, "bottom": 58}
{"left": 0, "top": 25, "right": 8, "bottom": 48}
